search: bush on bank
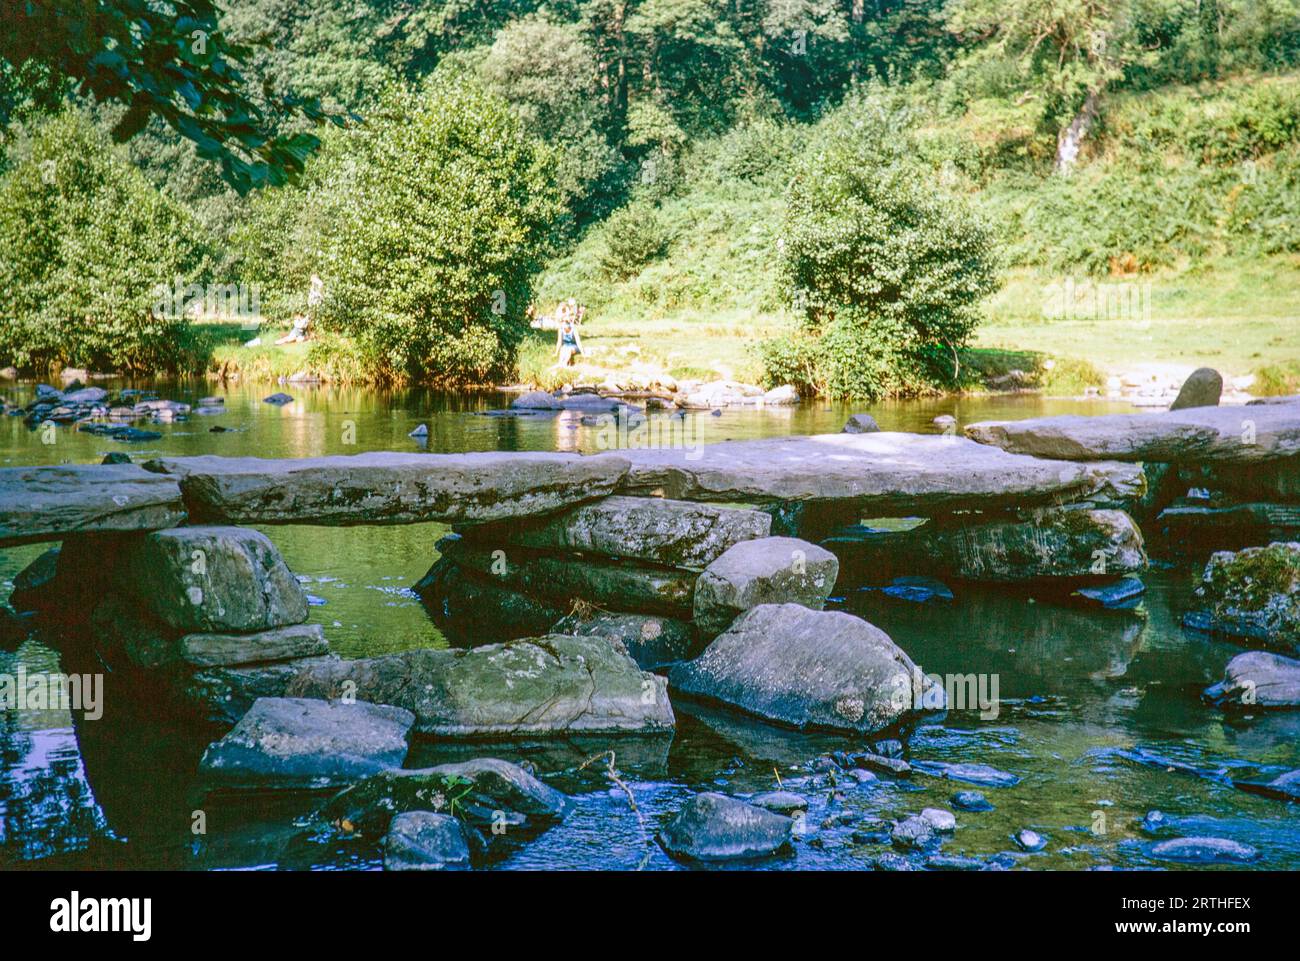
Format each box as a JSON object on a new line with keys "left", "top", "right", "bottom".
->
{"left": 763, "top": 93, "right": 1000, "bottom": 400}
{"left": 0, "top": 110, "right": 209, "bottom": 373}
{"left": 236, "top": 75, "right": 565, "bottom": 386}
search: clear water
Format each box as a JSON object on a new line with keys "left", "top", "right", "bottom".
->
{"left": 1, "top": 379, "right": 1295, "bottom": 871}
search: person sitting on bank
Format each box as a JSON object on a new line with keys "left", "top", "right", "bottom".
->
{"left": 556, "top": 314, "right": 583, "bottom": 366}
{"left": 275, "top": 313, "right": 312, "bottom": 345}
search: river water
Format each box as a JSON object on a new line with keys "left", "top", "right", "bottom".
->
{"left": 1, "top": 380, "right": 1296, "bottom": 870}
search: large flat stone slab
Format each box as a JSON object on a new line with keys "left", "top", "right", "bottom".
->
{"left": 287, "top": 635, "right": 675, "bottom": 737}
{"left": 0, "top": 463, "right": 185, "bottom": 547}
{"left": 965, "top": 402, "right": 1300, "bottom": 465}
{"left": 144, "top": 451, "right": 630, "bottom": 525}
{"left": 827, "top": 508, "right": 1146, "bottom": 584}
{"left": 605, "top": 433, "right": 1143, "bottom": 513}
{"left": 462, "top": 495, "right": 772, "bottom": 570}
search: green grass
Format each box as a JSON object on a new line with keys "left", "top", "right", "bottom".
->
{"left": 977, "top": 255, "right": 1300, "bottom": 386}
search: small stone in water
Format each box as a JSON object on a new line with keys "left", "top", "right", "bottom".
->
{"left": 849, "top": 768, "right": 877, "bottom": 784}
{"left": 1141, "top": 810, "right": 1169, "bottom": 834}
{"left": 892, "top": 816, "right": 937, "bottom": 850}
{"left": 872, "top": 853, "right": 916, "bottom": 871}
{"left": 951, "top": 791, "right": 993, "bottom": 812}
{"left": 873, "top": 739, "right": 905, "bottom": 758}
{"left": 920, "top": 808, "right": 957, "bottom": 833}
{"left": 101, "top": 452, "right": 131, "bottom": 465}
{"left": 1014, "top": 829, "right": 1047, "bottom": 852}
{"left": 409, "top": 423, "right": 429, "bottom": 438}
{"left": 926, "top": 855, "right": 984, "bottom": 871}
{"left": 263, "top": 392, "right": 294, "bottom": 405}
{"left": 749, "top": 791, "right": 808, "bottom": 815}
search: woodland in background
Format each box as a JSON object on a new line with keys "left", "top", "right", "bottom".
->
{"left": 2, "top": 1, "right": 1299, "bottom": 396}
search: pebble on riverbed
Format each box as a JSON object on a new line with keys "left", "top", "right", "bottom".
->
{"left": 1013, "top": 828, "right": 1048, "bottom": 852}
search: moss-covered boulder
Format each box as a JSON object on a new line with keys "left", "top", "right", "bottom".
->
{"left": 1191, "top": 542, "right": 1300, "bottom": 651}
{"left": 115, "top": 526, "right": 308, "bottom": 634}
{"left": 552, "top": 610, "right": 700, "bottom": 671}
{"left": 286, "top": 634, "right": 675, "bottom": 737}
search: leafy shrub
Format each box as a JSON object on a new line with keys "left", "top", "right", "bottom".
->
{"left": 768, "top": 91, "right": 1000, "bottom": 399}
{"left": 0, "top": 110, "right": 208, "bottom": 373}
{"left": 243, "top": 75, "right": 565, "bottom": 385}
{"left": 598, "top": 204, "right": 671, "bottom": 280}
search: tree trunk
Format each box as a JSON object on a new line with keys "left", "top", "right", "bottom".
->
{"left": 1055, "top": 89, "right": 1100, "bottom": 175}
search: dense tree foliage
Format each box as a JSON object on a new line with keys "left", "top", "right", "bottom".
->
{"left": 0, "top": 0, "right": 342, "bottom": 192}
{"left": 3, "top": 0, "right": 1300, "bottom": 385}
{"left": 238, "top": 77, "right": 564, "bottom": 385}
{"left": 0, "top": 111, "right": 208, "bottom": 372}
{"left": 762, "top": 93, "right": 999, "bottom": 398}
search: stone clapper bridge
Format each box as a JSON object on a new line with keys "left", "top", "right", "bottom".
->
{"left": 2, "top": 401, "right": 1298, "bottom": 815}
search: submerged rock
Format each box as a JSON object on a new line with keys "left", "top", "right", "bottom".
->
{"left": 951, "top": 790, "right": 994, "bottom": 812}
{"left": 263, "top": 393, "right": 294, "bottom": 405}
{"left": 1149, "top": 837, "right": 1259, "bottom": 864}
{"left": 669, "top": 603, "right": 943, "bottom": 735}
{"left": 198, "top": 697, "right": 414, "bottom": 789}
{"left": 551, "top": 610, "right": 699, "bottom": 671}
{"left": 383, "top": 812, "right": 473, "bottom": 871}
{"left": 1233, "top": 769, "right": 1300, "bottom": 802}
{"left": 320, "top": 758, "right": 569, "bottom": 838}
{"left": 864, "top": 576, "right": 954, "bottom": 604}
{"left": 658, "top": 792, "right": 793, "bottom": 861}
{"left": 463, "top": 495, "right": 771, "bottom": 571}
{"left": 1073, "top": 577, "right": 1146, "bottom": 609}
{"left": 1202, "top": 650, "right": 1300, "bottom": 709}
{"left": 693, "top": 536, "right": 838, "bottom": 637}
{"left": 287, "top": 634, "right": 675, "bottom": 737}
{"left": 912, "top": 760, "right": 1021, "bottom": 788}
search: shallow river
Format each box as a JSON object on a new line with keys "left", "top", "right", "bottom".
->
{"left": 1, "top": 380, "right": 1296, "bottom": 870}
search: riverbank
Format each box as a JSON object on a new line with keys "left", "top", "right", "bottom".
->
{"left": 182, "top": 252, "right": 1300, "bottom": 400}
